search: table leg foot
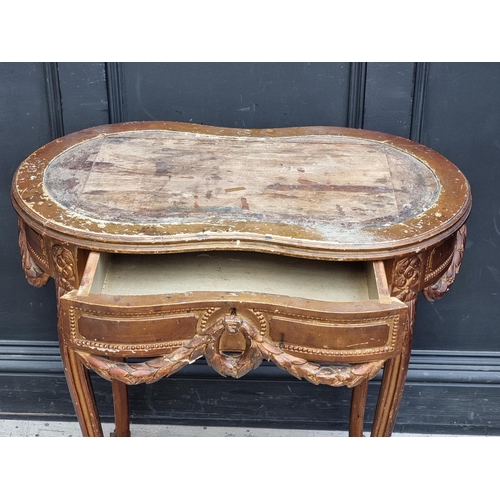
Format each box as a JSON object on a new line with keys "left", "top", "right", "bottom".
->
{"left": 349, "top": 378, "right": 369, "bottom": 437}
{"left": 111, "top": 365, "right": 131, "bottom": 437}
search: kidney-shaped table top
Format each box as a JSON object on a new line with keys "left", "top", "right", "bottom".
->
{"left": 11, "top": 121, "right": 471, "bottom": 260}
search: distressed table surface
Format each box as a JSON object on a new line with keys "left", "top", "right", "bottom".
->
{"left": 12, "top": 121, "right": 471, "bottom": 259}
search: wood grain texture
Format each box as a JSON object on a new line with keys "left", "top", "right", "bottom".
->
{"left": 46, "top": 133, "right": 438, "bottom": 229}
{"left": 12, "top": 122, "right": 471, "bottom": 259}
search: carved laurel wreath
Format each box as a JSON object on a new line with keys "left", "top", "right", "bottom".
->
{"left": 76, "top": 312, "right": 384, "bottom": 388}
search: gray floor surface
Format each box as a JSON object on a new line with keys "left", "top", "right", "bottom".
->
{"left": 0, "top": 419, "right": 467, "bottom": 437}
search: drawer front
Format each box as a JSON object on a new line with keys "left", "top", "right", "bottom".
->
{"left": 60, "top": 297, "right": 203, "bottom": 356}
{"left": 268, "top": 314, "right": 401, "bottom": 363}
{"left": 259, "top": 300, "right": 406, "bottom": 363}
{"left": 75, "top": 311, "right": 199, "bottom": 352}
{"left": 60, "top": 292, "right": 407, "bottom": 364}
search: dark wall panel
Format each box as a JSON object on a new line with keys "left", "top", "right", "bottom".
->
{"left": 119, "top": 62, "right": 350, "bottom": 128}
{"left": 2, "top": 62, "right": 500, "bottom": 431}
{"left": 0, "top": 63, "right": 59, "bottom": 342}
{"left": 363, "top": 62, "right": 414, "bottom": 137}
{"left": 412, "top": 62, "right": 500, "bottom": 351}
{"left": 58, "top": 63, "right": 109, "bottom": 134}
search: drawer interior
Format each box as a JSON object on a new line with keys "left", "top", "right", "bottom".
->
{"left": 84, "top": 251, "right": 388, "bottom": 303}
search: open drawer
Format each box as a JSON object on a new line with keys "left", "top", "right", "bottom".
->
{"left": 59, "top": 251, "right": 408, "bottom": 369}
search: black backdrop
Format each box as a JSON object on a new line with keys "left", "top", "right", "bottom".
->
{"left": 2, "top": 62, "right": 499, "bottom": 435}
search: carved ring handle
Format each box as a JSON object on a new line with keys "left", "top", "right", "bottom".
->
{"left": 76, "top": 313, "right": 384, "bottom": 388}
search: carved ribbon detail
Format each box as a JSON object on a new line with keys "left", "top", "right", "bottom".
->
{"left": 423, "top": 224, "right": 467, "bottom": 302}
{"left": 76, "top": 311, "right": 384, "bottom": 388}
{"left": 18, "top": 219, "right": 50, "bottom": 287}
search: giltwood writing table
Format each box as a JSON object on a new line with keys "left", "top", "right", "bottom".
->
{"left": 11, "top": 122, "right": 471, "bottom": 436}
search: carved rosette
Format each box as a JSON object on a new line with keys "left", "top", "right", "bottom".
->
{"left": 76, "top": 309, "right": 384, "bottom": 388}
{"left": 424, "top": 225, "right": 467, "bottom": 302}
{"left": 392, "top": 255, "right": 423, "bottom": 302}
{"left": 17, "top": 218, "right": 50, "bottom": 287}
{"left": 52, "top": 244, "right": 77, "bottom": 292}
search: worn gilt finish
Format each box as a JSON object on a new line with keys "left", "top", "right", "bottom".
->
{"left": 75, "top": 311, "right": 385, "bottom": 388}
{"left": 424, "top": 224, "right": 467, "bottom": 301}
{"left": 11, "top": 122, "right": 471, "bottom": 437}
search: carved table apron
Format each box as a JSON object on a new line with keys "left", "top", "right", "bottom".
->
{"left": 11, "top": 122, "right": 471, "bottom": 437}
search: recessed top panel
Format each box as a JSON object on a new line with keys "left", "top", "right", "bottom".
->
{"left": 45, "top": 131, "right": 439, "bottom": 229}
{"left": 12, "top": 122, "right": 471, "bottom": 257}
